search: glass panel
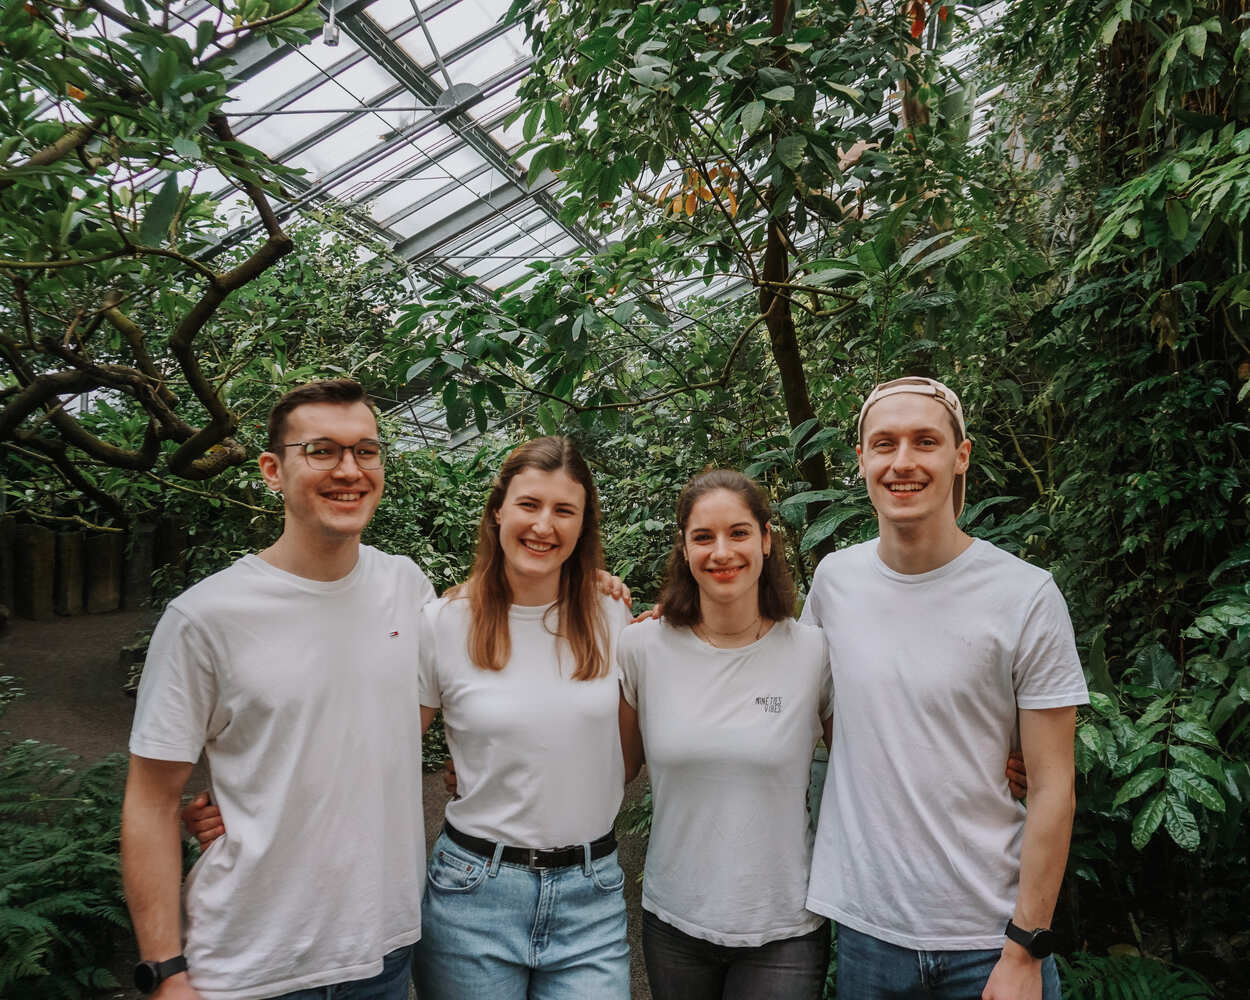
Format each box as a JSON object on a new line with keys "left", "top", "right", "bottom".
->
{"left": 443, "top": 29, "right": 528, "bottom": 86}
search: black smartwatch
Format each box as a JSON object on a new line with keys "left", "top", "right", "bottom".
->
{"left": 133, "top": 955, "right": 188, "bottom": 994}
{"left": 1004, "top": 920, "right": 1057, "bottom": 959}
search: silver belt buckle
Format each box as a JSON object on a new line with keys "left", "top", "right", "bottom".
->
{"left": 528, "top": 848, "right": 539, "bottom": 867}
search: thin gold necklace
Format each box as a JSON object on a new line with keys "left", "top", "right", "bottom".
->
{"left": 696, "top": 616, "right": 764, "bottom": 648}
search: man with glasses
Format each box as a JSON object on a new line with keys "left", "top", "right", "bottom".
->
{"left": 122, "top": 379, "right": 434, "bottom": 1000}
{"left": 802, "top": 376, "right": 1087, "bottom": 1000}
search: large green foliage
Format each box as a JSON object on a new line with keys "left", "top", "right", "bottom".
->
{"left": 0, "top": 678, "right": 129, "bottom": 999}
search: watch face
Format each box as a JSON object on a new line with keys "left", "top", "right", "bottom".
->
{"left": 134, "top": 962, "right": 157, "bottom": 993}
{"left": 1029, "top": 928, "right": 1057, "bottom": 958}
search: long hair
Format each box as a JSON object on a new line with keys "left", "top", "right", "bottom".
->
{"left": 454, "top": 436, "right": 609, "bottom": 680}
{"left": 658, "top": 468, "right": 795, "bottom": 628}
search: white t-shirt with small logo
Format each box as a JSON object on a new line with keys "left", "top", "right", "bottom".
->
{"left": 419, "top": 594, "right": 630, "bottom": 848}
{"left": 618, "top": 617, "right": 832, "bottom": 947}
{"left": 130, "top": 546, "right": 435, "bottom": 1000}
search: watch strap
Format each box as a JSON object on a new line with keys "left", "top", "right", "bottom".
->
{"left": 1004, "top": 920, "right": 1054, "bottom": 958}
{"left": 135, "top": 954, "right": 188, "bottom": 993}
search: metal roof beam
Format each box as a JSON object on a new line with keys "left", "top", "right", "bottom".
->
{"left": 339, "top": 8, "right": 601, "bottom": 254}
{"left": 202, "top": 57, "right": 529, "bottom": 259}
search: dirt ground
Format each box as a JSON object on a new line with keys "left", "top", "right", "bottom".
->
{"left": 0, "top": 610, "right": 653, "bottom": 1000}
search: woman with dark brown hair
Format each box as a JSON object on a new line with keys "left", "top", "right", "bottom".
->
{"left": 412, "top": 435, "right": 632, "bottom": 1000}
{"left": 618, "top": 468, "right": 835, "bottom": 999}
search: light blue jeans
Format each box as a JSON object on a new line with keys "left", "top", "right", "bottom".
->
{"left": 269, "top": 944, "right": 412, "bottom": 999}
{"left": 837, "top": 924, "right": 1061, "bottom": 999}
{"left": 412, "top": 830, "right": 629, "bottom": 1000}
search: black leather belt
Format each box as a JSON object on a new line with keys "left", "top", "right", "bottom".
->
{"left": 444, "top": 821, "right": 617, "bottom": 870}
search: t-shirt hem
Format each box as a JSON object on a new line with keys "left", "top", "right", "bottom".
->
{"left": 1017, "top": 692, "right": 1089, "bottom": 709}
{"left": 128, "top": 736, "right": 201, "bottom": 764}
{"left": 805, "top": 899, "right": 1005, "bottom": 951}
{"left": 643, "top": 898, "right": 824, "bottom": 948}
{"left": 191, "top": 927, "right": 421, "bottom": 1000}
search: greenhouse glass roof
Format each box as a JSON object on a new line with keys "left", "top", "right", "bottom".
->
{"left": 77, "top": 0, "right": 1007, "bottom": 448}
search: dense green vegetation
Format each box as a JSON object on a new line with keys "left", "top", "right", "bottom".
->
{"left": 2, "top": 0, "right": 1248, "bottom": 995}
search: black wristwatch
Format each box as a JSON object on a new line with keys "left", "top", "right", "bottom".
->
{"left": 133, "top": 955, "right": 188, "bottom": 994}
{"left": 1004, "top": 920, "right": 1057, "bottom": 959}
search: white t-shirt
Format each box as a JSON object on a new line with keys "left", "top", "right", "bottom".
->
{"left": 801, "top": 538, "right": 1088, "bottom": 951}
{"left": 130, "top": 546, "right": 436, "bottom": 1000}
{"left": 618, "top": 617, "right": 832, "bottom": 947}
{"left": 419, "top": 593, "right": 629, "bottom": 847}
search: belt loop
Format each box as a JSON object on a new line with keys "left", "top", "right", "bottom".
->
{"left": 581, "top": 840, "right": 593, "bottom": 876}
{"left": 488, "top": 840, "right": 505, "bottom": 877}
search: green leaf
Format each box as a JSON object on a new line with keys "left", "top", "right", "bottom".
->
{"left": 801, "top": 504, "right": 863, "bottom": 552}
{"left": 1169, "top": 769, "right": 1225, "bottom": 812}
{"left": 761, "top": 86, "right": 795, "bottom": 102}
{"left": 741, "top": 101, "right": 766, "bottom": 134}
{"left": 1086, "top": 627, "right": 1115, "bottom": 698}
{"left": 697, "top": 6, "right": 720, "bottom": 23}
{"left": 537, "top": 404, "right": 558, "bottom": 435}
{"left": 137, "top": 173, "right": 179, "bottom": 246}
{"left": 775, "top": 134, "right": 807, "bottom": 169}
{"left": 1134, "top": 643, "right": 1179, "bottom": 691}
{"left": 172, "top": 137, "right": 199, "bottom": 158}
{"left": 613, "top": 301, "right": 638, "bottom": 325}
{"left": 901, "top": 235, "right": 977, "bottom": 274}
{"left": 405, "top": 357, "right": 437, "bottom": 382}
{"left": 1169, "top": 744, "right": 1226, "bottom": 784}
{"left": 1173, "top": 720, "right": 1220, "bottom": 749}
{"left": 1164, "top": 795, "right": 1201, "bottom": 850}
{"left": 1113, "top": 766, "right": 1166, "bottom": 808}
{"left": 1131, "top": 791, "right": 1167, "bottom": 849}
{"left": 1165, "top": 199, "right": 1189, "bottom": 240}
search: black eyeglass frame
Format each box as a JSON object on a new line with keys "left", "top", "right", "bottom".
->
{"left": 273, "top": 439, "right": 388, "bottom": 470}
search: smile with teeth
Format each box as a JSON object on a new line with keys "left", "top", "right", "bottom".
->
{"left": 707, "top": 566, "right": 744, "bottom": 579}
{"left": 324, "top": 491, "right": 364, "bottom": 502}
{"left": 887, "top": 482, "right": 926, "bottom": 493}
{"left": 520, "top": 539, "right": 558, "bottom": 553}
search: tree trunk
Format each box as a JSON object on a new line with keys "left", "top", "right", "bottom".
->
{"left": 762, "top": 0, "right": 836, "bottom": 562}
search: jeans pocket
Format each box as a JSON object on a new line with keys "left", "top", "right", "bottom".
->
{"left": 589, "top": 851, "right": 625, "bottom": 893}
{"left": 427, "top": 846, "right": 488, "bottom": 893}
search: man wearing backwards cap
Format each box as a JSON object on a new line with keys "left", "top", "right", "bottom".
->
{"left": 801, "top": 376, "right": 1088, "bottom": 1000}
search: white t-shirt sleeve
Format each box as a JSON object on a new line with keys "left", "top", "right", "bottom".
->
{"left": 1013, "top": 577, "right": 1088, "bottom": 708}
{"left": 617, "top": 626, "right": 640, "bottom": 709}
{"left": 129, "top": 605, "right": 218, "bottom": 763}
{"left": 818, "top": 650, "right": 834, "bottom": 721}
{"left": 799, "top": 561, "right": 828, "bottom": 629}
{"left": 417, "top": 603, "right": 442, "bottom": 709}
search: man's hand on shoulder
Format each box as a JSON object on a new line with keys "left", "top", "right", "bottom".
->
{"left": 981, "top": 943, "right": 1042, "bottom": 1000}
{"left": 594, "top": 569, "right": 632, "bottom": 608}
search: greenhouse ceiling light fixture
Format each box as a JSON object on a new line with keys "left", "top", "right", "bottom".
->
{"left": 323, "top": 1, "right": 340, "bottom": 46}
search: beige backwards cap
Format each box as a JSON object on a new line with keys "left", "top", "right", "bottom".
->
{"left": 858, "top": 376, "right": 967, "bottom": 520}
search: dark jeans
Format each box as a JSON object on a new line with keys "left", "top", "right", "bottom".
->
{"left": 268, "top": 944, "right": 413, "bottom": 1000}
{"left": 836, "top": 924, "right": 1061, "bottom": 999}
{"left": 642, "top": 909, "right": 830, "bottom": 1000}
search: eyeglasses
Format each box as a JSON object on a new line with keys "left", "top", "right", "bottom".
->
{"left": 276, "top": 439, "right": 387, "bottom": 470}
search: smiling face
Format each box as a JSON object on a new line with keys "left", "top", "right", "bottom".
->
{"left": 857, "top": 392, "right": 970, "bottom": 533}
{"left": 259, "top": 400, "right": 383, "bottom": 545}
{"left": 682, "top": 488, "right": 770, "bottom": 617}
{"left": 493, "top": 465, "right": 586, "bottom": 605}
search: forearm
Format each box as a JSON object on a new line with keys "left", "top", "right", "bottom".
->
{"left": 121, "top": 767, "right": 189, "bottom": 961}
{"left": 1013, "top": 780, "right": 1075, "bottom": 929}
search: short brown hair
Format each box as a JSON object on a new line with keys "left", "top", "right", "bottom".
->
{"left": 658, "top": 469, "right": 795, "bottom": 628}
{"left": 266, "top": 379, "right": 374, "bottom": 451}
